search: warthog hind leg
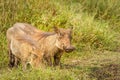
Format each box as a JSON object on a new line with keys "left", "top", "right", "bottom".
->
{"left": 44, "top": 56, "right": 52, "bottom": 66}
{"left": 8, "top": 49, "right": 15, "bottom": 68}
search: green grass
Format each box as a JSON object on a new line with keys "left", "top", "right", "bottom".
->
{"left": 0, "top": 51, "right": 120, "bottom": 80}
{"left": 0, "top": 0, "right": 120, "bottom": 80}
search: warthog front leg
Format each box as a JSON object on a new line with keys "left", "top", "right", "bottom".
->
{"left": 53, "top": 53, "right": 63, "bottom": 66}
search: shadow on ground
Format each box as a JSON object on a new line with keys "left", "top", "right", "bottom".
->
{"left": 89, "top": 64, "right": 120, "bottom": 80}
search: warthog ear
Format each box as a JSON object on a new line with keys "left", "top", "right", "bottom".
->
{"left": 70, "top": 26, "right": 73, "bottom": 30}
{"left": 53, "top": 26, "right": 60, "bottom": 34}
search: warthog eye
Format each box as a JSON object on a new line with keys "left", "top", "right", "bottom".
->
{"left": 60, "top": 34, "right": 64, "bottom": 37}
{"left": 59, "top": 34, "right": 64, "bottom": 39}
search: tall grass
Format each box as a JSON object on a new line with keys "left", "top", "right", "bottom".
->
{"left": 80, "top": 0, "right": 120, "bottom": 32}
{"left": 72, "top": 13, "right": 116, "bottom": 51}
{"left": 0, "top": 0, "right": 118, "bottom": 58}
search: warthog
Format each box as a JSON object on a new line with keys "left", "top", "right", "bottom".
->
{"left": 7, "top": 23, "right": 75, "bottom": 67}
{"left": 35, "top": 27, "right": 75, "bottom": 66}
{"left": 10, "top": 35, "right": 43, "bottom": 69}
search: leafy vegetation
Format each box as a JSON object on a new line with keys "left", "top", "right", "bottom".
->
{"left": 0, "top": 0, "right": 120, "bottom": 80}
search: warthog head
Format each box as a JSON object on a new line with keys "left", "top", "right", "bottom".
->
{"left": 54, "top": 27, "right": 75, "bottom": 53}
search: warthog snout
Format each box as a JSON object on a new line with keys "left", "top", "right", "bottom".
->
{"left": 64, "top": 46, "right": 75, "bottom": 53}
